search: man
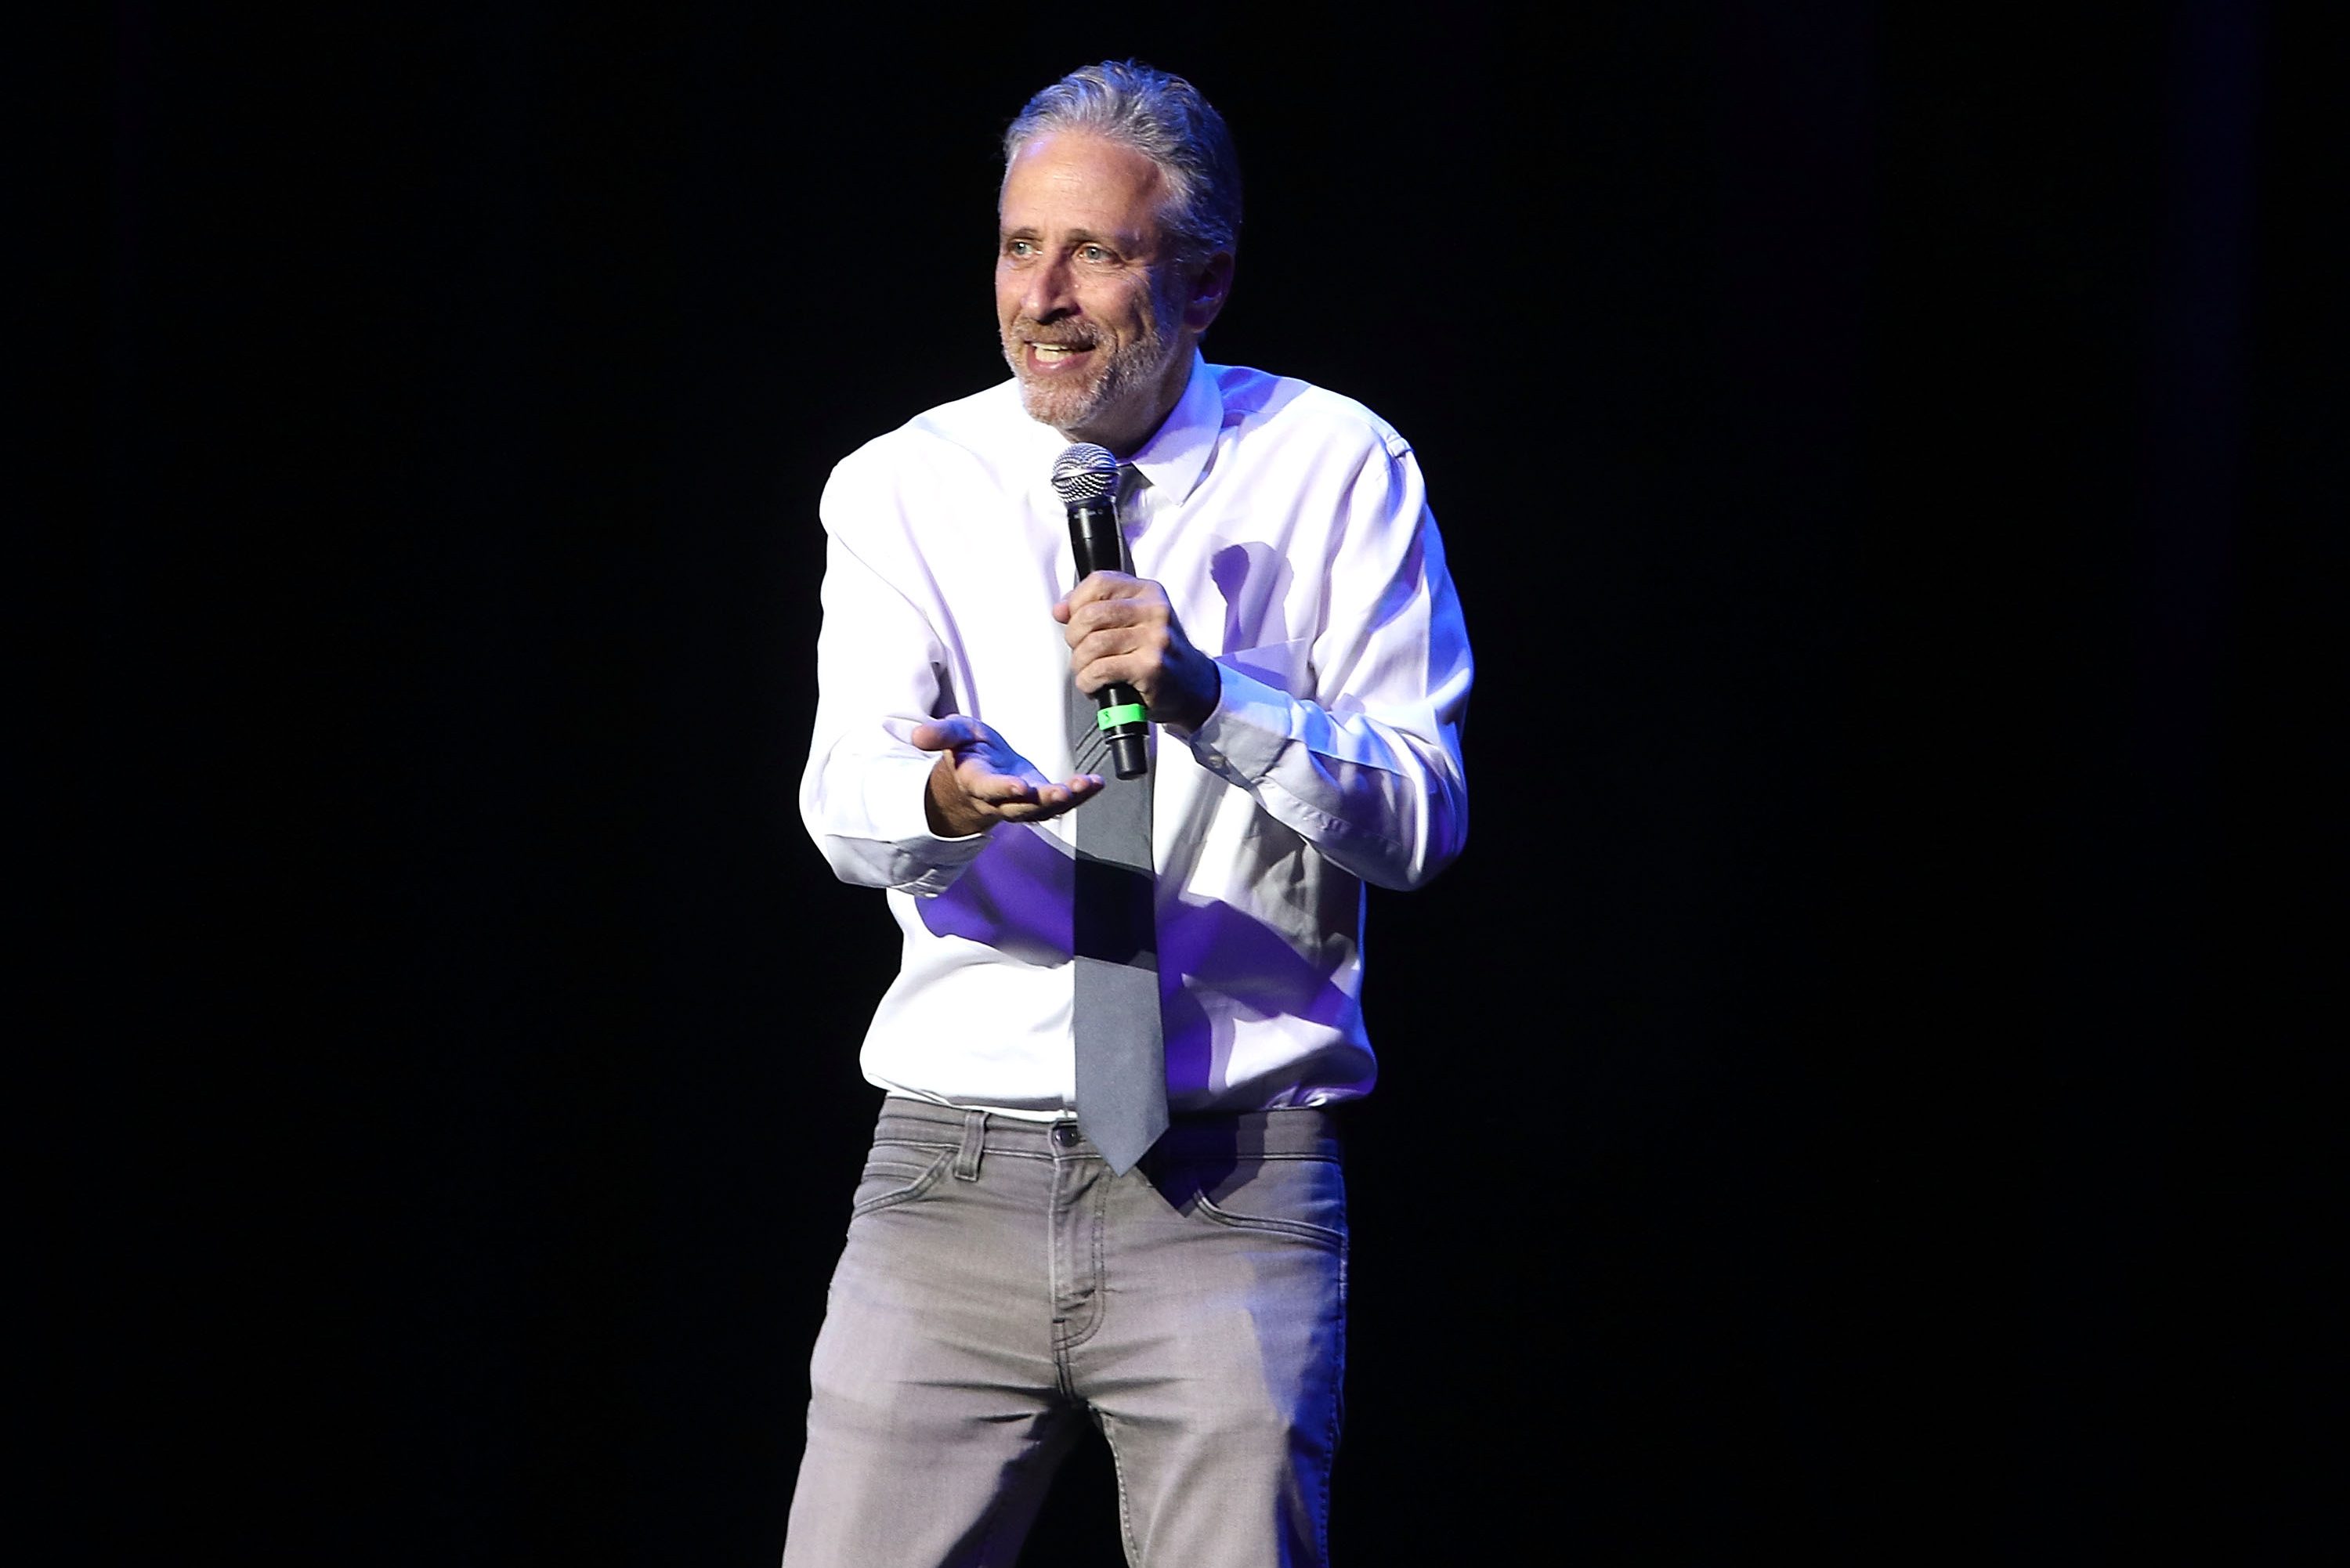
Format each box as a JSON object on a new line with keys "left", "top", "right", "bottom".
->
{"left": 787, "top": 61, "right": 1470, "bottom": 1568}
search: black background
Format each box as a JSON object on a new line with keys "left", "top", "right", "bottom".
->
{"left": 68, "top": 3, "right": 2335, "bottom": 1563}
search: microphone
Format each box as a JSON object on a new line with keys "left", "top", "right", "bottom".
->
{"left": 1052, "top": 443, "right": 1149, "bottom": 780}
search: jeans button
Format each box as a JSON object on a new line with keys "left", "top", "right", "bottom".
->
{"left": 1052, "top": 1123, "right": 1078, "bottom": 1147}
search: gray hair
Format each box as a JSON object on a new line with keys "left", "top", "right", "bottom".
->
{"left": 1003, "top": 60, "right": 1242, "bottom": 261}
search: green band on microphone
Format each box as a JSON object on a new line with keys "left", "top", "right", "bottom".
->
{"left": 1095, "top": 703, "right": 1148, "bottom": 731}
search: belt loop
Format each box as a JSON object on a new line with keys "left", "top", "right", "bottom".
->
{"left": 954, "top": 1109, "right": 986, "bottom": 1181}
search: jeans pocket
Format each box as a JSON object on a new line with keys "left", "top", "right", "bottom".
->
{"left": 1178, "top": 1155, "right": 1348, "bottom": 1253}
{"left": 849, "top": 1147, "right": 953, "bottom": 1217}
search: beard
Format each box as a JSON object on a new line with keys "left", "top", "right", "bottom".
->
{"left": 1000, "top": 284, "right": 1183, "bottom": 438}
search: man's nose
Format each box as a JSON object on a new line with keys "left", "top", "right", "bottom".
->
{"left": 1021, "top": 255, "right": 1078, "bottom": 321}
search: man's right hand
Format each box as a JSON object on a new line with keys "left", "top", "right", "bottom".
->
{"left": 913, "top": 715, "right": 1104, "bottom": 837}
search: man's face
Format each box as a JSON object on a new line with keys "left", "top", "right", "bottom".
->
{"left": 996, "top": 132, "right": 1201, "bottom": 454}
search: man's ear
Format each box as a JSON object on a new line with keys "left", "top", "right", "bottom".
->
{"left": 1182, "top": 253, "right": 1236, "bottom": 334}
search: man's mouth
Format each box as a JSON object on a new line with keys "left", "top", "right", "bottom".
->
{"left": 1024, "top": 339, "right": 1098, "bottom": 373}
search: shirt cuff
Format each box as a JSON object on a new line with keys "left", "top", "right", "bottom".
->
{"left": 865, "top": 752, "right": 991, "bottom": 895}
{"left": 893, "top": 831, "right": 989, "bottom": 896}
{"left": 1182, "top": 659, "right": 1298, "bottom": 787}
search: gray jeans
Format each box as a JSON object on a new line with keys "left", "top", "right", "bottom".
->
{"left": 780, "top": 1100, "right": 1349, "bottom": 1567}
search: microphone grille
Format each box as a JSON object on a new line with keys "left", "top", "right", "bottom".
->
{"left": 1050, "top": 443, "right": 1120, "bottom": 504}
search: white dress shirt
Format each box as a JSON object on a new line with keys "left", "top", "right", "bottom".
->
{"left": 800, "top": 353, "right": 1472, "bottom": 1115}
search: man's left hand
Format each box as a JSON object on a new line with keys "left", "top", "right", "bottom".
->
{"left": 1054, "top": 572, "right": 1221, "bottom": 734}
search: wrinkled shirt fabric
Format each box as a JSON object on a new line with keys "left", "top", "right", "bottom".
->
{"left": 800, "top": 354, "right": 1471, "bottom": 1115}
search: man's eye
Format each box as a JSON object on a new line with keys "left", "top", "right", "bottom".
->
{"left": 1078, "top": 244, "right": 1111, "bottom": 263}
{"left": 1004, "top": 239, "right": 1036, "bottom": 259}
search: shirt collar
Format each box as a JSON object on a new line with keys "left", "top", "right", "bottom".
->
{"left": 1125, "top": 350, "right": 1220, "bottom": 506}
{"left": 994, "top": 349, "right": 1221, "bottom": 504}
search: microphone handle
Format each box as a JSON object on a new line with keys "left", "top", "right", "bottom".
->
{"left": 1096, "top": 691, "right": 1149, "bottom": 780}
{"left": 1067, "top": 497, "right": 1151, "bottom": 780}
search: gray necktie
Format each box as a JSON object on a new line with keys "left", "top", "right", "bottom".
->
{"left": 1066, "top": 478, "right": 1166, "bottom": 1175}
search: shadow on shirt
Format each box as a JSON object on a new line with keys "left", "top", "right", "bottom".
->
{"left": 917, "top": 822, "right": 1360, "bottom": 1102}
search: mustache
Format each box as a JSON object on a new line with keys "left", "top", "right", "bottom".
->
{"left": 1010, "top": 320, "right": 1101, "bottom": 349}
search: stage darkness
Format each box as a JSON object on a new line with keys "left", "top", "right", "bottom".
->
{"left": 67, "top": 5, "right": 2332, "bottom": 1563}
